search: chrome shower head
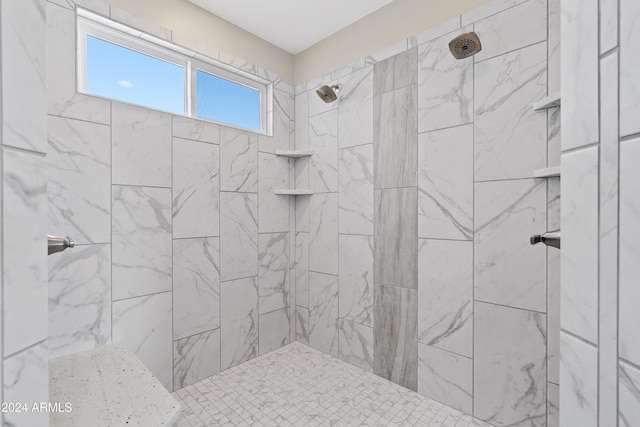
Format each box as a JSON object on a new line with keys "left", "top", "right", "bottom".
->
{"left": 316, "top": 84, "right": 342, "bottom": 103}
{"left": 449, "top": 32, "right": 482, "bottom": 59}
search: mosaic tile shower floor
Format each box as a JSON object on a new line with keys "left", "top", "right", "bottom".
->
{"left": 172, "top": 342, "right": 494, "bottom": 427}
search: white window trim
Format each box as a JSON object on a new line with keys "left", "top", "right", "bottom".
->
{"left": 76, "top": 8, "right": 273, "bottom": 135}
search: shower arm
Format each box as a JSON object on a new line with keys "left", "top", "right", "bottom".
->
{"left": 48, "top": 235, "right": 75, "bottom": 256}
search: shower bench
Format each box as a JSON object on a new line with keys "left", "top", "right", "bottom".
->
{"left": 49, "top": 344, "right": 181, "bottom": 427}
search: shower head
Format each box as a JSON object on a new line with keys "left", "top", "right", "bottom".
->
{"left": 448, "top": 32, "right": 482, "bottom": 59}
{"left": 316, "top": 84, "right": 342, "bottom": 103}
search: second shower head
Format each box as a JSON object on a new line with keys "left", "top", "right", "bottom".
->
{"left": 316, "top": 84, "right": 342, "bottom": 103}
{"left": 449, "top": 32, "right": 482, "bottom": 59}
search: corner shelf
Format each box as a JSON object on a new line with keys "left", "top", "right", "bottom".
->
{"left": 274, "top": 189, "right": 314, "bottom": 195}
{"left": 532, "top": 91, "right": 561, "bottom": 111}
{"left": 275, "top": 150, "right": 314, "bottom": 158}
{"left": 534, "top": 166, "right": 561, "bottom": 178}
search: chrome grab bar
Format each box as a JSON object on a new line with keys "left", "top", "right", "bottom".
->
{"left": 530, "top": 230, "right": 560, "bottom": 249}
{"left": 48, "top": 235, "right": 75, "bottom": 256}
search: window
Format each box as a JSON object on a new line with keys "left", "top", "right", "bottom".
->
{"left": 77, "top": 9, "right": 271, "bottom": 134}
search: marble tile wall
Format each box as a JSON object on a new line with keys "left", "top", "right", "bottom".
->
{"left": 45, "top": 0, "right": 296, "bottom": 396}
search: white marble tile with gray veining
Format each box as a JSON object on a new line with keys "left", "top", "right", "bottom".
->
{"left": 373, "top": 48, "right": 417, "bottom": 94}
{"left": 48, "top": 116, "right": 111, "bottom": 244}
{"left": 259, "top": 308, "right": 291, "bottom": 355}
{"left": 112, "top": 185, "right": 172, "bottom": 300}
{"left": 295, "top": 91, "right": 309, "bottom": 149}
{"left": 220, "top": 126, "right": 258, "bottom": 193}
{"left": 338, "top": 66, "right": 373, "bottom": 148}
{"left": 547, "top": 178, "right": 561, "bottom": 384}
{"left": 339, "top": 144, "right": 374, "bottom": 235}
{"left": 461, "top": 0, "right": 528, "bottom": 25}
{"left": 173, "top": 238, "right": 220, "bottom": 340}
{"left": 173, "top": 137, "right": 220, "bottom": 238}
{"left": 296, "top": 306, "right": 310, "bottom": 345}
{"left": 418, "top": 125, "right": 473, "bottom": 240}
{"left": 417, "top": 27, "right": 473, "bottom": 133}
{"left": 49, "top": 244, "right": 111, "bottom": 359}
{"left": 619, "top": 360, "right": 640, "bottom": 427}
{"left": 548, "top": 108, "right": 561, "bottom": 167}
{"left": 474, "top": 302, "right": 546, "bottom": 426}
{"left": 309, "top": 193, "right": 339, "bottom": 275}
{"left": 295, "top": 232, "right": 309, "bottom": 308}
{"left": 620, "top": 0, "right": 640, "bottom": 137}
{"left": 338, "top": 319, "right": 373, "bottom": 372}
{"left": 47, "top": 3, "right": 111, "bottom": 123}
{"left": 474, "top": 42, "right": 547, "bottom": 181}
{"left": 374, "top": 188, "right": 417, "bottom": 289}
{"left": 374, "top": 86, "right": 418, "bottom": 188}
{"left": 418, "top": 239, "right": 472, "bottom": 358}
{"left": 474, "top": 179, "right": 546, "bottom": 312}
{"left": 173, "top": 329, "right": 220, "bottom": 390}
{"left": 259, "top": 233, "right": 289, "bottom": 314}
{"left": 366, "top": 40, "right": 408, "bottom": 66}
{"left": 548, "top": 382, "right": 559, "bottom": 427}
{"left": 172, "top": 116, "right": 220, "bottom": 144}
{"left": 2, "top": 0, "right": 47, "bottom": 154}
{"left": 548, "top": 0, "right": 561, "bottom": 94}
{"left": 309, "top": 110, "right": 338, "bottom": 193}
{"left": 418, "top": 344, "right": 472, "bottom": 415}
{"left": 259, "top": 89, "right": 291, "bottom": 153}
{"left": 112, "top": 103, "right": 172, "bottom": 187}
{"left": 309, "top": 80, "right": 338, "bottom": 117}
{"left": 220, "top": 192, "right": 258, "bottom": 281}
{"left": 219, "top": 50, "right": 280, "bottom": 83}
{"left": 339, "top": 235, "right": 373, "bottom": 327}
{"left": 373, "top": 284, "right": 418, "bottom": 391}
{"left": 473, "top": 0, "right": 547, "bottom": 63}
{"left": 258, "top": 153, "right": 290, "bottom": 233}
{"left": 112, "top": 292, "right": 173, "bottom": 391}
{"left": 411, "top": 16, "right": 461, "bottom": 47}
{"left": 562, "top": 147, "right": 599, "bottom": 344}
{"left": 309, "top": 272, "right": 339, "bottom": 357}
{"left": 221, "top": 277, "right": 259, "bottom": 370}
{"left": 330, "top": 57, "right": 366, "bottom": 82}
{"left": 296, "top": 193, "right": 310, "bottom": 233}
{"left": 3, "top": 149, "right": 47, "bottom": 356}
{"left": 559, "top": 332, "right": 597, "bottom": 427}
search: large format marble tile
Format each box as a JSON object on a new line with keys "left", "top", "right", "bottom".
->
{"left": 473, "top": 0, "right": 547, "bottom": 62}
{"left": 48, "top": 116, "right": 111, "bottom": 244}
{"left": 221, "top": 277, "right": 259, "bottom": 370}
{"left": 418, "top": 124, "right": 473, "bottom": 240}
{"left": 2, "top": 149, "right": 47, "bottom": 356}
{"left": 620, "top": 138, "right": 640, "bottom": 364}
{"left": 112, "top": 186, "right": 172, "bottom": 300}
{"left": 338, "top": 319, "right": 373, "bottom": 372}
{"left": 461, "top": 0, "right": 528, "bottom": 26}
{"left": 373, "top": 284, "right": 418, "bottom": 391}
{"left": 309, "top": 81, "right": 338, "bottom": 117}
{"left": 220, "top": 127, "right": 258, "bottom": 193}
{"left": 474, "top": 179, "right": 546, "bottom": 312}
{"left": 561, "top": 0, "right": 599, "bottom": 149}
{"left": 548, "top": 382, "right": 559, "bottom": 427}
{"left": 295, "top": 232, "right": 309, "bottom": 308}
{"left": 258, "top": 153, "right": 290, "bottom": 232}
{"left": 619, "top": 360, "right": 640, "bottom": 427}
{"left": 112, "top": 292, "right": 173, "bottom": 391}
{"left": 173, "top": 137, "right": 220, "bottom": 238}
{"left": 339, "top": 235, "right": 373, "bottom": 327}
{"left": 309, "top": 193, "right": 339, "bottom": 275}
{"left": 259, "top": 308, "right": 291, "bottom": 355}
{"left": 1, "top": 0, "right": 46, "bottom": 154}
{"left": 559, "top": 332, "right": 597, "bottom": 427}
{"left": 547, "top": 178, "right": 561, "bottom": 384}
{"left": 259, "top": 89, "right": 292, "bottom": 153}
{"left": 173, "top": 238, "right": 220, "bottom": 340}
{"left": 112, "top": 103, "right": 172, "bottom": 187}
{"left": 418, "top": 344, "right": 472, "bottom": 415}
{"left": 417, "top": 27, "right": 473, "bottom": 133}
{"left": 259, "top": 233, "right": 289, "bottom": 314}
{"left": 338, "top": 144, "right": 374, "bottom": 235}
{"left": 374, "top": 86, "right": 418, "bottom": 188}
{"left": 296, "top": 306, "right": 310, "bottom": 345}
{"left": 620, "top": 0, "right": 640, "bottom": 137}
{"left": 172, "top": 116, "right": 219, "bottom": 144}
{"left": 418, "top": 239, "right": 472, "bottom": 358}
{"left": 548, "top": 0, "right": 561, "bottom": 94}
{"left": 338, "top": 67, "right": 373, "bottom": 148}
{"left": 173, "top": 329, "right": 220, "bottom": 390}
{"left": 295, "top": 91, "right": 309, "bottom": 149}
{"left": 47, "top": 2, "right": 111, "bottom": 123}
{"left": 309, "top": 272, "right": 339, "bottom": 357}
{"left": 474, "top": 302, "right": 546, "bottom": 426}
{"left": 561, "top": 147, "right": 598, "bottom": 344}
{"left": 475, "top": 42, "right": 547, "bottom": 181}
{"left": 309, "top": 110, "right": 338, "bottom": 193}
{"left": 373, "top": 48, "right": 417, "bottom": 95}
{"left": 49, "top": 244, "right": 111, "bottom": 359}
{"left": 374, "top": 188, "right": 417, "bottom": 289}
{"left": 220, "top": 192, "right": 258, "bottom": 281}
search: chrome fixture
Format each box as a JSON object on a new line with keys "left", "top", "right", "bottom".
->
{"left": 316, "top": 84, "right": 342, "bottom": 103}
{"left": 48, "top": 235, "right": 75, "bottom": 256}
{"left": 530, "top": 230, "right": 560, "bottom": 249}
{"left": 448, "top": 32, "right": 482, "bottom": 59}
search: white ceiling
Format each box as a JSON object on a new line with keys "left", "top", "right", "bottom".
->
{"left": 187, "top": 0, "right": 395, "bottom": 54}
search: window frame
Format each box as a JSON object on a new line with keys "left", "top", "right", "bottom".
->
{"left": 76, "top": 8, "right": 272, "bottom": 135}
